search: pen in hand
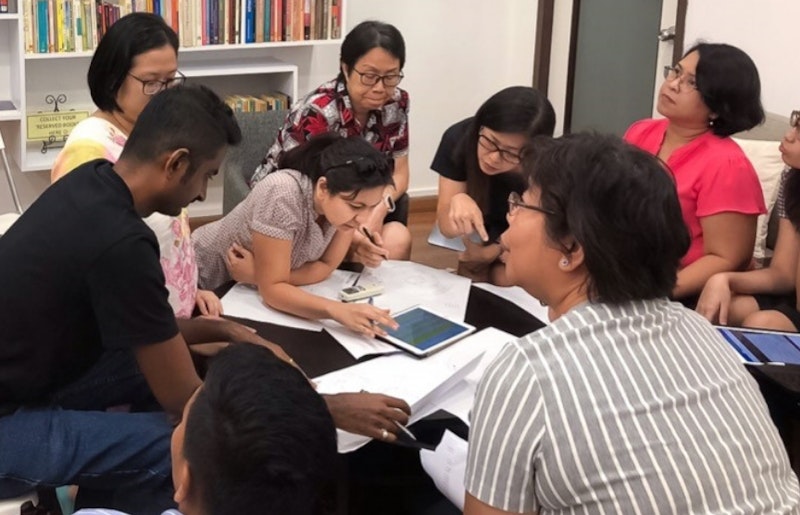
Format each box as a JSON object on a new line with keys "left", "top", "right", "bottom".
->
{"left": 361, "top": 227, "right": 389, "bottom": 261}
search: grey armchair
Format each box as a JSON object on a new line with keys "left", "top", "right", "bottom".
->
{"left": 222, "top": 110, "right": 289, "bottom": 215}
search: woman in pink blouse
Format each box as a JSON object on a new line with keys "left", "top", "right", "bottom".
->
{"left": 624, "top": 43, "right": 766, "bottom": 303}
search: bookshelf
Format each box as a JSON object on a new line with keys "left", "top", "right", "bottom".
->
{"left": 0, "top": 0, "right": 345, "bottom": 217}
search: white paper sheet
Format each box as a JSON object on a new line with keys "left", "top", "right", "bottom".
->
{"left": 221, "top": 262, "right": 472, "bottom": 359}
{"left": 220, "top": 284, "right": 322, "bottom": 332}
{"left": 413, "top": 327, "right": 514, "bottom": 426}
{"left": 314, "top": 328, "right": 505, "bottom": 452}
{"left": 475, "top": 282, "right": 551, "bottom": 324}
{"left": 420, "top": 430, "right": 469, "bottom": 511}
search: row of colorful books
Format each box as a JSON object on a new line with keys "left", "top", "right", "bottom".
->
{"left": 23, "top": 0, "right": 343, "bottom": 54}
{"left": 225, "top": 92, "right": 290, "bottom": 113}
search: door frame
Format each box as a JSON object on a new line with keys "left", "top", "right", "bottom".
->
{"left": 533, "top": 0, "right": 687, "bottom": 134}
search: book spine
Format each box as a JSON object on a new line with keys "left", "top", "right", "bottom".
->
{"left": 254, "top": 0, "right": 262, "bottom": 42}
{"left": 23, "top": 0, "right": 34, "bottom": 53}
{"left": 244, "top": 0, "right": 254, "bottom": 43}
{"left": 36, "top": 0, "right": 47, "bottom": 53}
{"left": 0, "top": 0, "right": 8, "bottom": 14}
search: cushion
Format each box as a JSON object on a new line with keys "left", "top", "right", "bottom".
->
{"left": 732, "top": 137, "right": 785, "bottom": 261}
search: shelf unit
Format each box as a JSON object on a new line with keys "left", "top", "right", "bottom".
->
{"left": 0, "top": 2, "right": 345, "bottom": 217}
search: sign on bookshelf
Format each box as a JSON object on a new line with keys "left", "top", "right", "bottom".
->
{"left": 26, "top": 110, "right": 89, "bottom": 142}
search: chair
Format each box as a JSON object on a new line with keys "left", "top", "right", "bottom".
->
{"left": 0, "top": 130, "right": 22, "bottom": 215}
{"left": 222, "top": 110, "right": 289, "bottom": 215}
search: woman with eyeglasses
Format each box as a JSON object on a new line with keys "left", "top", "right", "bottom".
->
{"left": 194, "top": 133, "right": 400, "bottom": 336}
{"left": 432, "top": 86, "right": 555, "bottom": 284}
{"left": 247, "top": 20, "right": 412, "bottom": 268}
{"left": 49, "top": 13, "right": 223, "bottom": 318}
{"left": 464, "top": 133, "right": 799, "bottom": 515}
{"left": 697, "top": 112, "right": 800, "bottom": 331}
{"left": 624, "top": 43, "right": 766, "bottom": 304}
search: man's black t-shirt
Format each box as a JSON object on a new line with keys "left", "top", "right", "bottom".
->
{"left": 430, "top": 117, "right": 526, "bottom": 243}
{"left": 0, "top": 159, "right": 179, "bottom": 409}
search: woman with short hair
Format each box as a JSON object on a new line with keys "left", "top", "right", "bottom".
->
{"left": 464, "top": 133, "right": 799, "bottom": 515}
{"left": 50, "top": 12, "right": 221, "bottom": 318}
{"left": 249, "top": 20, "right": 412, "bottom": 266}
{"left": 625, "top": 43, "right": 766, "bottom": 302}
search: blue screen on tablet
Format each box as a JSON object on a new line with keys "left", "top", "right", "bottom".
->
{"left": 718, "top": 328, "right": 800, "bottom": 365}
{"left": 385, "top": 308, "right": 470, "bottom": 351}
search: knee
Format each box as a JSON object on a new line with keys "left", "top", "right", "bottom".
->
{"left": 742, "top": 310, "right": 796, "bottom": 332}
{"left": 382, "top": 223, "right": 412, "bottom": 260}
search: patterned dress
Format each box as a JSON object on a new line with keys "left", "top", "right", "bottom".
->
{"left": 51, "top": 116, "right": 198, "bottom": 318}
{"left": 249, "top": 77, "right": 409, "bottom": 186}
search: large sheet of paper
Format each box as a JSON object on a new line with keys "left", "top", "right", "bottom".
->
{"left": 474, "top": 282, "right": 551, "bottom": 325}
{"left": 314, "top": 327, "right": 508, "bottom": 453}
{"left": 420, "top": 430, "right": 469, "bottom": 511}
{"left": 413, "top": 328, "right": 514, "bottom": 426}
{"left": 222, "top": 262, "right": 473, "bottom": 359}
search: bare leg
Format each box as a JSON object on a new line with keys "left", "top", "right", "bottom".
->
{"left": 742, "top": 310, "right": 797, "bottom": 332}
{"left": 726, "top": 294, "right": 761, "bottom": 326}
{"left": 380, "top": 222, "right": 412, "bottom": 261}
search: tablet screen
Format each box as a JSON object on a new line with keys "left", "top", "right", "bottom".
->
{"left": 384, "top": 307, "right": 473, "bottom": 352}
{"left": 718, "top": 327, "right": 800, "bottom": 365}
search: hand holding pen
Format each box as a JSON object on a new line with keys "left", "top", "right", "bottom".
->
{"left": 353, "top": 226, "right": 390, "bottom": 267}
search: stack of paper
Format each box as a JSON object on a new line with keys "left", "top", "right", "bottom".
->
{"left": 314, "top": 327, "right": 510, "bottom": 453}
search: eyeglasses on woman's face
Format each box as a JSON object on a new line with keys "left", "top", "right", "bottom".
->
{"left": 351, "top": 68, "right": 404, "bottom": 87}
{"left": 507, "top": 191, "right": 554, "bottom": 217}
{"left": 128, "top": 70, "right": 186, "bottom": 96}
{"left": 479, "top": 133, "right": 523, "bottom": 165}
{"left": 663, "top": 64, "right": 697, "bottom": 92}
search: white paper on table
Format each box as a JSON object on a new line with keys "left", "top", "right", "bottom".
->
{"left": 314, "top": 327, "right": 503, "bottom": 453}
{"left": 420, "top": 429, "right": 469, "bottom": 511}
{"left": 220, "top": 284, "right": 323, "bottom": 332}
{"left": 321, "top": 321, "right": 397, "bottom": 360}
{"left": 413, "top": 327, "right": 515, "bottom": 426}
{"left": 475, "top": 282, "right": 551, "bottom": 325}
{"left": 301, "top": 261, "right": 472, "bottom": 322}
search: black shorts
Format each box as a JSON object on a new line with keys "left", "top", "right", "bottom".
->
{"left": 383, "top": 193, "right": 409, "bottom": 226}
{"left": 754, "top": 293, "right": 800, "bottom": 331}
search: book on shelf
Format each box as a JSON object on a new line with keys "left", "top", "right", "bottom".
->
{"left": 225, "top": 92, "right": 289, "bottom": 113}
{"left": 22, "top": 0, "right": 342, "bottom": 54}
{"left": 0, "top": 0, "right": 8, "bottom": 14}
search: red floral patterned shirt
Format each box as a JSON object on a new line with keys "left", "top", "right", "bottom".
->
{"left": 249, "top": 78, "right": 409, "bottom": 186}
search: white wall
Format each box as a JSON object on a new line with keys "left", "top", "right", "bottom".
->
{"left": 684, "top": 0, "right": 799, "bottom": 117}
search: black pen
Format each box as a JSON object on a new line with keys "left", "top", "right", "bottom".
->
{"left": 361, "top": 227, "right": 389, "bottom": 260}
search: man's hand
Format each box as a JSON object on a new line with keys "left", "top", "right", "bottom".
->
{"left": 324, "top": 392, "right": 411, "bottom": 442}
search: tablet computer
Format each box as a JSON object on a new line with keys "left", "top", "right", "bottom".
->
{"left": 379, "top": 306, "right": 476, "bottom": 357}
{"left": 717, "top": 326, "right": 800, "bottom": 365}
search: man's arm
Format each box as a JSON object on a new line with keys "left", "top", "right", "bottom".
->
{"left": 133, "top": 333, "right": 201, "bottom": 419}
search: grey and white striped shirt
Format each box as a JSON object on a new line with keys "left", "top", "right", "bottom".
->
{"left": 466, "top": 299, "right": 800, "bottom": 514}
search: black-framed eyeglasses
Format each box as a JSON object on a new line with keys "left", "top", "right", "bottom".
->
{"left": 663, "top": 65, "right": 697, "bottom": 92}
{"left": 791, "top": 110, "right": 800, "bottom": 131}
{"left": 507, "top": 192, "right": 554, "bottom": 216}
{"left": 351, "top": 68, "right": 404, "bottom": 87}
{"left": 128, "top": 70, "right": 186, "bottom": 96}
{"left": 478, "top": 133, "right": 523, "bottom": 165}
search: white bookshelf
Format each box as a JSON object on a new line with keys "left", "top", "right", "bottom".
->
{"left": 0, "top": 2, "right": 346, "bottom": 217}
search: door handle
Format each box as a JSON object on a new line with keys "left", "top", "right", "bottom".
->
{"left": 658, "top": 26, "right": 676, "bottom": 42}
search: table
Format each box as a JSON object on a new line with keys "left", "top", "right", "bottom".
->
{"left": 226, "top": 285, "right": 545, "bottom": 379}
{"left": 221, "top": 283, "right": 545, "bottom": 515}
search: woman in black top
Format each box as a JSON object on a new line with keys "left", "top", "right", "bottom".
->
{"left": 431, "top": 86, "right": 555, "bottom": 284}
